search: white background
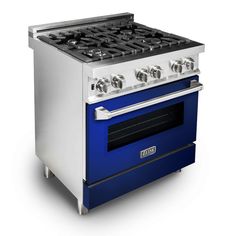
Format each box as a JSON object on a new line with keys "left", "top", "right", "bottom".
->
{"left": 1, "top": 0, "right": 236, "bottom": 235}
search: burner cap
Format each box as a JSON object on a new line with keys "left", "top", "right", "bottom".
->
{"left": 84, "top": 48, "right": 107, "bottom": 58}
{"left": 67, "top": 39, "right": 78, "bottom": 46}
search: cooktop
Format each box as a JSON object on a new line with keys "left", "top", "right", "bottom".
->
{"left": 38, "top": 21, "right": 202, "bottom": 63}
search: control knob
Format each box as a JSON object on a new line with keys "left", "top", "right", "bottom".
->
{"left": 111, "top": 74, "right": 125, "bottom": 89}
{"left": 171, "top": 57, "right": 195, "bottom": 74}
{"left": 171, "top": 60, "right": 183, "bottom": 73}
{"left": 149, "top": 66, "right": 163, "bottom": 79}
{"left": 184, "top": 57, "right": 195, "bottom": 70}
{"left": 136, "top": 69, "right": 148, "bottom": 82}
{"left": 96, "top": 78, "right": 110, "bottom": 93}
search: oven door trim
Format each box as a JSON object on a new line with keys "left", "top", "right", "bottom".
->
{"left": 95, "top": 80, "right": 203, "bottom": 120}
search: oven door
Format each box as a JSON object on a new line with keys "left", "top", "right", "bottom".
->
{"left": 86, "top": 76, "right": 202, "bottom": 184}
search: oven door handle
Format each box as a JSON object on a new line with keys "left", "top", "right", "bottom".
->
{"left": 95, "top": 80, "right": 203, "bottom": 120}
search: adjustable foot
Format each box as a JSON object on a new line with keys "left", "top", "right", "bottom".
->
{"left": 44, "top": 165, "right": 54, "bottom": 179}
{"left": 77, "top": 201, "right": 88, "bottom": 215}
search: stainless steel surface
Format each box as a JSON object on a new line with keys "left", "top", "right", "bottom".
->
{"left": 77, "top": 202, "right": 89, "bottom": 215}
{"left": 28, "top": 12, "right": 133, "bottom": 38}
{"left": 95, "top": 80, "right": 203, "bottom": 120}
{"left": 31, "top": 38, "right": 86, "bottom": 204}
{"left": 44, "top": 166, "right": 54, "bottom": 179}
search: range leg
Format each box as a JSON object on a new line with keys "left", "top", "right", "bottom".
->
{"left": 44, "top": 165, "right": 54, "bottom": 179}
{"left": 77, "top": 200, "right": 88, "bottom": 215}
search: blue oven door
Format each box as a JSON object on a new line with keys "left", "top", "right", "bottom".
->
{"left": 86, "top": 76, "right": 202, "bottom": 184}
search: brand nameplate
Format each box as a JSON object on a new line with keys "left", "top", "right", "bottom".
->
{"left": 140, "top": 146, "right": 157, "bottom": 158}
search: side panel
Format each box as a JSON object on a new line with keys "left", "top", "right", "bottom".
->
{"left": 31, "top": 38, "right": 85, "bottom": 199}
{"left": 83, "top": 143, "right": 196, "bottom": 209}
{"left": 86, "top": 76, "right": 199, "bottom": 184}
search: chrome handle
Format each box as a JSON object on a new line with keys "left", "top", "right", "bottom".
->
{"left": 95, "top": 80, "right": 203, "bottom": 120}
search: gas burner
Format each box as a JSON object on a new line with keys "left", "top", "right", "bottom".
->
{"left": 84, "top": 48, "right": 107, "bottom": 58}
{"left": 67, "top": 39, "right": 78, "bottom": 46}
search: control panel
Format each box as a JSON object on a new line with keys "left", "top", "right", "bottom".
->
{"left": 86, "top": 54, "right": 200, "bottom": 103}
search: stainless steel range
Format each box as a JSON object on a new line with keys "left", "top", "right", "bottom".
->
{"left": 28, "top": 13, "right": 204, "bottom": 214}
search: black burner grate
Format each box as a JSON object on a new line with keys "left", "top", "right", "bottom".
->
{"left": 38, "top": 22, "right": 200, "bottom": 62}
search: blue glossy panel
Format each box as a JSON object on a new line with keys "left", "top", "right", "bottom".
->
{"left": 83, "top": 143, "right": 196, "bottom": 209}
{"left": 86, "top": 76, "right": 199, "bottom": 184}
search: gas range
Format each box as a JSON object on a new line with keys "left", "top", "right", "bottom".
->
{"left": 29, "top": 13, "right": 204, "bottom": 214}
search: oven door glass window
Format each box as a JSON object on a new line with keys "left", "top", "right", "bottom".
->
{"left": 108, "top": 102, "right": 184, "bottom": 151}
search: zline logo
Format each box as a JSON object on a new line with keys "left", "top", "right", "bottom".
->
{"left": 140, "top": 146, "right": 157, "bottom": 159}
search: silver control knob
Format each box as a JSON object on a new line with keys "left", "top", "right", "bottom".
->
{"left": 111, "top": 74, "right": 125, "bottom": 89}
{"left": 171, "top": 57, "right": 195, "bottom": 74}
{"left": 184, "top": 57, "right": 195, "bottom": 70}
{"left": 136, "top": 69, "right": 148, "bottom": 82}
{"left": 149, "top": 66, "right": 162, "bottom": 79}
{"left": 171, "top": 60, "right": 183, "bottom": 73}
{"left": 96, "top": 78, "right": 110, "bottom": 93}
